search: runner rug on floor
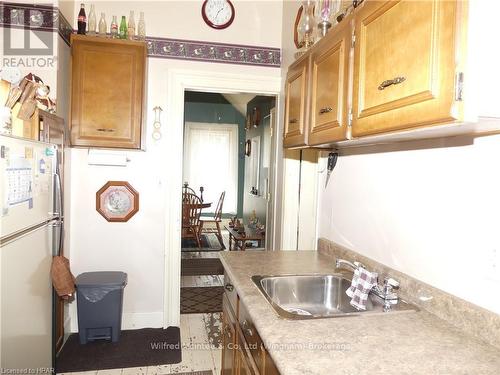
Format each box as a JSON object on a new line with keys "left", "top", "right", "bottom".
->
{"left": 182, "top": 234, "right": 223, "bottom": 252}
{"left": 180, "top": 286, "right": 223, "bottom": 314}
{"left": 56, "top": 327, "right": 181, "bottom": 372}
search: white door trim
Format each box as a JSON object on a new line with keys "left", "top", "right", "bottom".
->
{"left": 163, "top": 69, "right": 281, "bottom": 328}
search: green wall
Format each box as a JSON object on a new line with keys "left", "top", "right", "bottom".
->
{"left": 184, "top": 92, "right": 246, "bottom": 217}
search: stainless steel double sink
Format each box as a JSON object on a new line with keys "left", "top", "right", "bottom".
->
{"left": 252, "top": 274, "right": 418, "bottom": 319}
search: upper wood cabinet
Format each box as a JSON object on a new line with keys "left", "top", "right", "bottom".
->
{"left": 70, "top": 35, "right": 147, "bottom": 149}
{"left": 282, "top": 0, "right": 471, "bottom": 148}
{"left": 308, "top": 18, "right": 352, "bottom": 146}
{"left": 283, "top": 56, "right": 309, "bottom": 148}
{"left": 351, "top": 0, "right": 463, "bottom": 136}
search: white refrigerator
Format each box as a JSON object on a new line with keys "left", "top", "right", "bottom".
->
{"left": 0, "top": 134, "right": 63, "bottom": 369}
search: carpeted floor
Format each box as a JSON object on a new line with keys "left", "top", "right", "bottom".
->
{"left": 180, "top": 287, "right": 223, "bottom": 314}
{"left": 56, "top": 327, "right": 181, "bottom": 372}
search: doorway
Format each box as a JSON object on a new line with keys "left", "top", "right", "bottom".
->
{"left": 162, "top": 69, "right": 281, "bottom": 329}
{"left": 180, "top": 91, "right": 276, "bottom": 315}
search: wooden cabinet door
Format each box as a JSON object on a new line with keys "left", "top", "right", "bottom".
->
{"left": 352, "top": 0, "right": 463, "bottom": 137}
{"left": 236, "top": 346, "right": 253, "bottom": 375}
{"left": 283, "top": 56, "right": 309, "bottom": 148}
{"left": 222, "top": 296, "right": 236, "bottom": 375}
{"left": 308, "top": 20, "right": 351, "bottom": 145}
{"left": 71, "top": 35, "right": 146, "bottom": 149}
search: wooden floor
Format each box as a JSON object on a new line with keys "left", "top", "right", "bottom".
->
{"left": 60, "top": 313, "right": 222, "bottom": 375}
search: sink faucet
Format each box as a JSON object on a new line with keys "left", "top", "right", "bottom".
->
{"left": 335, "top": 259, "right": 365, "bottom": 272}
{"left": 335, "top": 258, "right": 400, "bottom": 311}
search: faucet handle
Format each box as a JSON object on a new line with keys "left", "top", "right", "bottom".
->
{"left": 383, "top": 277, "right": 400, "bottom": 294}
{"left": 353, "top": 261, "right": 366, "bottom": 269}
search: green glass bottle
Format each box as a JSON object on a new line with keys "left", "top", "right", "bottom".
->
{"left": 119, "top": 16, "right": 127, "bottom": 39}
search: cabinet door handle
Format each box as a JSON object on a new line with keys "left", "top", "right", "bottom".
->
{"left": 241, "top": 320, "right": 254, "bottom": 337}
{"left": 224, "top": 325, "right": 232, "bottom": 339}
{"left": 289, "top": 118, "right": 298, "bottom": 124}
{"left": 319, "top": 106, "right": 333, "bottom": 114}
{"left": 96, "top": 128, "right": 115, "bottom": 132}
{"left": 378, "top": 76, "right": 406, "bottom": 90}
{"left": 225, "top": 283, "right": 234, "bottom": 292}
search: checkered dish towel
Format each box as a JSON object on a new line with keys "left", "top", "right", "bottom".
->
{"left": 346, "top": 267, "right": 378, "bottom": 310}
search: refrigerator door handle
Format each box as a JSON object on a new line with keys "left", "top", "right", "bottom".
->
{"left": 50, "top": 173, "right": 63, "bottom": 219}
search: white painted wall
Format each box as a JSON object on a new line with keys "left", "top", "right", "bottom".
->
{"left": 68, "top": 0, "right": 283, "bottom": 48}
{"left": 317, "top": 135, "right": 500, "bottom": 315}
{"left": 65, "top": 1, "right": 283, "bottom": 331}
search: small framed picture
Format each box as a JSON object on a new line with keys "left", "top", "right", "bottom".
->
{"left": 96, "top": 181, "right": 139, "bottom": 222}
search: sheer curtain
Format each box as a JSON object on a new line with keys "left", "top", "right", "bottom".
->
{"left": 183, "top": 122, "right": 239, "bottom": 214}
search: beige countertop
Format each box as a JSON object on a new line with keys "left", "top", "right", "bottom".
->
{"left": 219, "top": 250, "right": 500, "bottom": 375}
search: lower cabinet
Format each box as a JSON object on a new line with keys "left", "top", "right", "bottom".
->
{"left": 222, "top": 273, "right": 280, "bottom": 375}
{"left": 222, "top": 295, "right": 236, "bottom": 375}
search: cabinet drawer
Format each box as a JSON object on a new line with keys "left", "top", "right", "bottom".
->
{"left": 224, "top": 271, "right": 238, "bottom": 316}
{"left": 352, "top": 0, "right": 463, "bottom": 136}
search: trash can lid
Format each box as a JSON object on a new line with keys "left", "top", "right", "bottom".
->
{"left": 75, "top": 271, "right": 127, "bottom": 287}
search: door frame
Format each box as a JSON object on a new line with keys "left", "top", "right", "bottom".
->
{"left": 163, "top": 69, "right": 281, "bottom": 328}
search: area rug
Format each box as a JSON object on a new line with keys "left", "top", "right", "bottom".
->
{"left": 180, "top": 287, "right": 223, "bottom": 314}
{"left": 56, "top": 327, "right": 181, "bottom": 372}
{"left": 182, "top": 234, "right": 224, "bottom": 252}
{"left": 181, "top": 258, "right": 224, "bottom": 276}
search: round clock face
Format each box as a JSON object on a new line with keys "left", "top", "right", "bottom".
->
{"left": 202, "top": 0, "right": 235, "bottom": 29}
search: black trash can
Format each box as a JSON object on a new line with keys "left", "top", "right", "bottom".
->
{"left": 75, "top": 271, "right": 127, "bottom": 344}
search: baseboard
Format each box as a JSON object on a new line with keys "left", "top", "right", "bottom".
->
{"left": 67, "top": 311, "right": 164, "bottom": 333}
{"left": 122, "top": 312, "right": 164, "bottom": 330}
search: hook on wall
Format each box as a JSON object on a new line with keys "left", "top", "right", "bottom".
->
{"left": 152, "top": 106, "right": 163, "bottom": 141}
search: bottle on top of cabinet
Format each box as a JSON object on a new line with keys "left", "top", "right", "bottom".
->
{"left": 88, "top": 4, "right": 96, "bottom": 35}
{"left": 110, "top": 15, "right": 118, "bottom": 38}
{"left": 137, "top": 12, "right": 146, "bottom": 41}
{"left": 119, "top": 16, "right": 127, "bottom": 39}
{"left": 127, "top": 11, "right": 135, "bottom": 40}
{"left": 77, "top": 4, "right": 86, "bottom": 35}
{"left": 98, "top": 13, "right": 107, "bottom": 37}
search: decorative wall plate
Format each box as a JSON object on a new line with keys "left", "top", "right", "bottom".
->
{"left": 96, "top": 181, "right": 139, "bottom": 222}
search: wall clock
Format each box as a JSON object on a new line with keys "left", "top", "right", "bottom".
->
{"left": 96, "top": 181, "right": 139, "bottom": 222}
{"left": 202, "top": 0, "right": 235, "bottom": 30}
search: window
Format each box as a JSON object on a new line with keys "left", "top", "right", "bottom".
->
{"left": 183, "top": 122, "right": 239, "bottom": 214}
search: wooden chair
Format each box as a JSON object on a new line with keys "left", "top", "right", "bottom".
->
{"left": 182, "top": 192, "right": 203, "bottom": 248}
{"left": 183, "top": 184, "right": 204, "bottom": 202}
{"left": 198, "top": 191, "right": 226, "bottom": 249}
